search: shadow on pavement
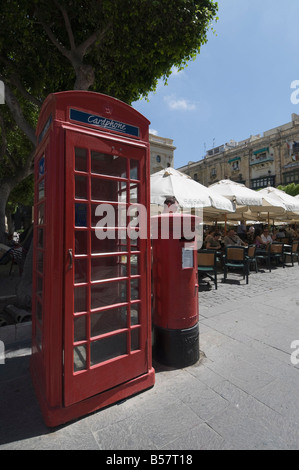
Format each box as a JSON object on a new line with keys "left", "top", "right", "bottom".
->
{"left": 0, "top": 349, "right": 50, "bottom": 445}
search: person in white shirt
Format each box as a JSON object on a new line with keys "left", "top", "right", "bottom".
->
{"left": 261, "top": 228, "right": 275, "bottom": 245}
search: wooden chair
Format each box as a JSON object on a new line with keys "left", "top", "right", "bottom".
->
{"left": 246, "top": 245, "right": 258, "bottom": 273}
{"left": 284, "top": 241, "right": 299, "bottom": 266}
{"left": 256, "top": 244, "right": 271, "bottom": 272}
{"left": 197, "top": 250, "right": 218, "bottom": 290}
{"left": 223, "top": 246, "right": 249, "bottom": 284}
{"left": 270, "top": 242, "right": 285, "bottom": 268}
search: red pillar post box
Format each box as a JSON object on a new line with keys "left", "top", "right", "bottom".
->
{"left": 30, "top": 91, "right": 154, "bottom": 426}
{"left": 152, "top": 213, "right": 199, "bottom": 368}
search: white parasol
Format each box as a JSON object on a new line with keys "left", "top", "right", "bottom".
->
{"left": 258, "top": 187, "right": 299, "bottom": 221}
{"left": 150, "top": 168, "right": 235, "bottom": 214}
{"left": 208, "top": 179, "right": 263, "bottom": 209}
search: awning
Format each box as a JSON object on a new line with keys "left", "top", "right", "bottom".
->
{"left": 253, "top": 147, "right": 269, "bottom": 155}
{"left": 228, "top": 157, "right": 241, "bottom": 163}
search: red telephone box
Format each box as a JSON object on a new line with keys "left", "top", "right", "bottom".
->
{"left": 30, "top": 91, "right": 154, "bottom": 426}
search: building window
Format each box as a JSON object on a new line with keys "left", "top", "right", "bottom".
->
{"left": 283, "top": 168, "right": 299, "bottom": 184}
{"left": 251, "top": 176, "right": 275, "bottom": 189}
{"left": 211, "top": 168, "right": 216, "bottom": 177}
{"left": 193, "top": 173, "right": 198, "bottom": 181}
{"left": 232, "top": 161, "right": 240, "bottom": 171}
{"left": 156, "top": 155, "right": 161, "bottom": 163}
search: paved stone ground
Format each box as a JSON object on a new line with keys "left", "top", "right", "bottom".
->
{"left": 1, "top": 259, "right": 299, "bottom": 450}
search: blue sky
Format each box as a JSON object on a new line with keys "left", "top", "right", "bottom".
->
{"left": 132, "top": 0, "right": 299, "bottom": 169}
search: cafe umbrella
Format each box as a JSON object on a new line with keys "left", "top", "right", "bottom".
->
{"left": 224, "top": 190, "right": 288, "bottom": 224}
{"left": 258, "top": 187, "right": 299, "bottom": 222}
{"left": 150, "top": 168, "right": 235, "bottom": 214}
{"left": 208, "top": 179, "right": 263, "bottom": 209}
{"left": 208, "top": 179, "right": 263, "bottom": 229}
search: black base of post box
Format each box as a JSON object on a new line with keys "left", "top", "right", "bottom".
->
{"left": 153, "top": 323, "right": 199, "bottom": 368}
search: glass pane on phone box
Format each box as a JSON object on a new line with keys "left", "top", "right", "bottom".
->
{"left": 74, "top": 345, "right": 87, "bottom": 372}
{"left": 130, "top": 255, "right": 139, "bottom": 275}
{"left": 74, "top": 315, "right": 86, "bottom": 342}
{"left": 91, "top": 281, "right": 127, "bottom": 309}
{"left": 130, "top": 160, "right": 139, "bottom": 180}
{"left": 91, "top": 178, "right": 126, "bottom": 203}
{"left": 74, "top": 286, "right": 86, "bottom": 313}
{"left": 91, "top": 230, "right": 127, "bottom": 253}
{"left": 37, "top": 228, "right": 43, "bottom": 248}
{"left": 91, "top": 256, "right": 127, "bottom": 281}
{"left": 131, "top": 328, "right": 140, "bottom": 351}
{"left": 38, "top": 180, "right": 45, "bottom": 200}
{"left": 75, "top": 203, "right": 88, "bottom": 227}
{"left": 90, "top": 332, "right": 127, "bottom": 365}
{"left": 130, "top": 235, "right": 140, "bottom": 250}
{"left": 75, "top": 258, "right": 88, "bottom": 283}
{"left": 75, "top": 175, "right": 88, "bottom": 199}
{"left": 91, "top": 203, "right": 127, "bottom": 228}
{"left": 36, "top": 326, "right": 42, "bottom": 351}
{"left": 36, "top": 300, "right": 43, "bottom": 323}
{"left": 75, "top": 231, "right": 88, "bottom": 254}
{"left": 91, "top": 151, "right": 127, "bottom": 178}
{"left": 37, "top": 250, "right": 43, "bottom": 273}
{"left": 130, "top": 183, "right": 139, "bottom": 203}
{"left": 131, "top": 278, "right": 140, "bottom": 301}
{"left": 75, "top": 147, "right": 87, "bottom": 172}
{"left": 90, "top": 306, "right": 127, "bottom": 337}
{"left": 38, "top": 156, "right": 45, "bottom": 178}
{"left": 131, "top": 304, "right": 139, "bottom": 325}
{"left": 38, "top": 204, "right": 44, "bottom": 225}
{"left": 37, "top": 275, "right": 43, "bottom": 298}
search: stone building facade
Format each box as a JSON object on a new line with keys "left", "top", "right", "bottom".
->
{"left": 149, "top": 134, "right": 175, "bottom": 174}
{"left": 178, "top": 113, "right": 299, "bottom": 189}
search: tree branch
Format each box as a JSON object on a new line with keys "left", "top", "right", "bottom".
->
{"left": 35, "top": 8, "right": 72, "bottom": 61}
{"left": 0, "top": 55, "right": 42, "bottom": 108}
{"left": 77, "top": 22, "right": 112, "bottom": 58}
{"left": 1, "top": 78, "right": 36, "bottom": 146}
{"left": 53, "top": 0, "right": 76, "bottom": 51}
{"left": 0, "top": 111, "right": 19, "bottom": 171}
{"left": 0, "top": 111, "right": 7, "bottom": 159}
{"left": 9, "top": 75, "right": 42, "bottom": 108}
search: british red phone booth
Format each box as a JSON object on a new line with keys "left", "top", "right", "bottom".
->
{"left": 30, "top": 91, "right": 155, "bottom": 427}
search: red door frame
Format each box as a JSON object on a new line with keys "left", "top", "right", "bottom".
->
{"left": 64, "top": 128, "right": 150, "bottom": 406}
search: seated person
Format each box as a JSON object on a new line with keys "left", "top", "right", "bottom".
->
{"left": 275, "top": 227, "right": 286, "bottom": 239}
{"left": 247, "top": 225, "right": 255, "bottom": 243}
{"left": 253, "top": 228, "right": 264, "bottom": 248}
{"left": 237, "top": 220, "right": 247, "bottom": 242}
{"left": 261, "top": 228, "right": 275, "bottom": 245}
{"left": 223, "top": 228, "right": 247, "bottom": 247}
{"left": 204, "top": 229, "right": 215, "bottom": 247}
{"left": 206, "top": 232, "right": 222, "bottom": 250}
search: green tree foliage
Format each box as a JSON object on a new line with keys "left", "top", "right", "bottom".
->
{"left": 277, "top": 183, "right": 299, "bottom": 197}
{"left": 1, "top": 0, "right": 218, "bottom": 102}
{"left": 0, "top": 0, "right": 218, "bottom": 239}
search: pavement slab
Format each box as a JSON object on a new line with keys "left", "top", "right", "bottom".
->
{"left": 1, "top": 262, "right": 299, "bottom": 450}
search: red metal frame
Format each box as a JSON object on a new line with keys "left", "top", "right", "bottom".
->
{"left": 30, "top": 92, "right": 154, "bottom": 426}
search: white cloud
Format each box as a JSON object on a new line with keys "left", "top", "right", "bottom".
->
{"left": 164, "top": 95, "right": 196, "bottom": 111}
{"left": 170, "top": 66, "right": 185, "bottom": 77}
{"left": 150, "top": 128, "right": 159, "bottom": 135}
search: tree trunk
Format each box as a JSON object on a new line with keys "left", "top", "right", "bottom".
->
{"left": 0, "top": 182, "right": 12, "bottom": 243}
{"left": 74, "top": 64, "right": 95, "bottom": 90}
{"left": 5, "top": 209, "right": 15, "bottom": 237}
{"left": 15, "top": 239, "right": 33, "bottom": 309}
